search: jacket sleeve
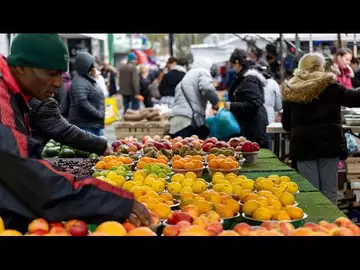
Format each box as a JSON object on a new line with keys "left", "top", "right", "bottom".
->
{"left": 337, "top": 83, "right": 360, "bottom": 107}
{"left": 32, "top": 99, "right": 108, "bottom": 155}
{"left": 71, "top": 84, "right": 104, "bottom": 120}
{"left": 0, "top": 125, "right": 134, "bottom": 224}
{"left": 281, "top": 101, "right": 291, "bottom": 132}
{"left": 198, "top": 72, "right": 219, "bottom": 106}
{"left": 273, "top": 81, "right": 283, "bottom": 112}
{"left": 158, "top": 74, "right": 167, "bottom": 96}
{"left": 230, "top": 77, "right": 263, "bottom": 120}
{"left": 132, "top": 67, "right": 140, "bottom": 95}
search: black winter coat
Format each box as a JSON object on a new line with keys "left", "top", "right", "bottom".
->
{"left": 282, "top": 72, "right": 360, "bottom": 161}
{"left": 229, "top": 68, "right": 269, "bottom": 147}
{"left": 159, "top": 65, "right": 186, "bottom": 97}
{"left": 29, "top": 98, "right": 108, "bottom": 155}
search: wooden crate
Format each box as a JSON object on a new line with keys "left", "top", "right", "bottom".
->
{"left": 346, "top": 157, "right": 360, "bottom": 174}
{"left": 115, "top": 121, "right": 169, "bottom": 140}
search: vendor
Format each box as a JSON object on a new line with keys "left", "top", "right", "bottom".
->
{"left": 0, "top": 34, "right": 151, "bottom": 233}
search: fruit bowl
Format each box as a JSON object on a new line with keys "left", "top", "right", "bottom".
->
{"left": 171, "top": 167, "right": 205, "bottom": 178}
{"left": 241, "top": 213, "right": 308, "bottom": 228}
{"left": 207, "top": 167, "right": 241, "bottom": 178}
{"left": 92, "top": 163, "right": 134, "bottom": 172}
{"left": 242, "top": 151, "right": 259, "bottom": 164}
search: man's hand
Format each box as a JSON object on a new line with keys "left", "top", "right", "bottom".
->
{"left": 129, "top": 200, "right": 152, "bottom": 227}
{"left": 103, "top": 144, "right": 114, "bottom": 156}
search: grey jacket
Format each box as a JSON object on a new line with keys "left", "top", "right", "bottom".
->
{"left": 118, "top": 63, "right": 140, "bottom": 96}
{"left": 263, "top": 78, "right": 282, "bottom": 123}
{"left": 68, "top": 52, "right": 105, "bottom": 129}
{"left": 169, "top": 59, "right": 219, "bottom": 120}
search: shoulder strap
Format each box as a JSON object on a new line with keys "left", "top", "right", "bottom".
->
{"left": 180, "top": 83, "right": 195, "bottom": 114}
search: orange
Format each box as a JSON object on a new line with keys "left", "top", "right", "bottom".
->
{"left": 157, "top": 155, "right": 169, "bottom": 163}
{"left": 136, "top": 161, "right": 146, "bottom": 169}
{"left": 160, "top": 193, "right": 173, "bottom": 201}
{"left": 105, "top": 161, "right": 116, "bottom": 170}
{"left": 218, "top": 154, "right": 226, "bottom": 159}
{"left": 127, "top": 227, "right": 156, "bottom": 236}
{"left": 153, "top": 203, "right": 172, "bottom": 219}
{"left": 231, "top": 161, "right": 239, "bottom": 169}
{"left": 172, "top": 160, "right": 183, "bottom": 169}
{"left": 123, "top": 157, "right": 133, "bottom": 164}
{"left": 193, "top": 160, "right": 203, "bottom": 169}
{"left": 208, "top": 159, "right": 218, "bottom": 169}
{"left": 218, "top": 205, "right": 234, "bottom": 218}
{"left": 102, "top": 156, "right": 113, "bottom": 163}
{"left": 225, "top": 157, "right": 235, "bottom": 163}
{"left": 157, "top": 159, "right": 167, "bottom": 165}
{"left": 95, "top": 161, "right": 106, "bottom": 170}
{"left": 95, "top": 221, "right": 127, "bottom": 236}
{"left": 193, "top": 155, "right": 203, "bottom": 161}
{"left": 183, "top": 162, "right": 196, "bottom": 170}
{"left": 226, "top": 200, "right": 240, "bottom": 214}
{"left": 220, "top": 161, "right": 232, "bottom": 170}
{"left": 137, "top": 195, "right": 150, "bottom": 203}
{"left": 194, "top": 200, "right": 211, "bottom": 214}
{"left": 207, "top": 154, "right": 216, "bottom": 162}
{"left": 172, "top": 155, "right": 181, "bottom": 162}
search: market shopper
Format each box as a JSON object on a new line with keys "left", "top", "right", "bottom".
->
{"left": 0, "top": 34, "right": 151, "bottom": 233}
{"left": 68, "top": 52, "right": 105, "bottom": 136}
{"left": 281, "top": 52, "right": 360, "bottom": 205}
{"left": 225, "top": 49, "right": 269, "bottom": 148}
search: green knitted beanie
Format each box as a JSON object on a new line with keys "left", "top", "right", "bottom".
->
{"left": 7, "top": 34, "right": 69, "bottom": 72}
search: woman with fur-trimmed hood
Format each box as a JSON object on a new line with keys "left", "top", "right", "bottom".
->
{"left": 281, "top": 52, "right": 360, "bottom": 205}
{"left": 225, "top": 49, "right": 269, "bottom": 147}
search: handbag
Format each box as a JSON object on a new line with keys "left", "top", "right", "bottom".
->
{"left": 180, "top": 83, "right": 210, "bottom": 139}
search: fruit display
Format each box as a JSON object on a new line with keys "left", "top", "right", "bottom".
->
{"left": 168, "top": 173, "right": 209, "bottom": 196}
{"left": 112, "top": 138, "right": 142, "bottom": 154}
{"left": 127, "top": 170, "right": 169, "bottom": 193}
{"left": 92, "top": 167, "right": 131, "bottom": 187}
{"left": 143, "top": 145, "right": 173, "bottom": 160}
{"left": 52, "top": 158, "right": 99, "bottom": 177}
{"left": 171, "top": 155, "right": 205, "bottom": 177}
{"left": 201, "top": 137, "right": 231, "bottom": 153}
{"left": 253, "top": 175, "right": 299, "bottom": 195}
{"left": 136, "top": 156, "right": 171, "bottom": 170}
{"left": 207, "top": 155, "right": 240, "bottom": 176}
{"left": 137, "top": 193, "right": 174, "bottom": 219}
{"left": 179, "top": 188, "right": 241, "bottom": 219}
{"left": 163, "top": 211, "right": 222, "bottom": 236}
{"left": 171, "top": 136, "right": 206, "bottom": 157}
{"left": 95, "top": 155, "right": 134, "bottom": 170}
{"left": 41, "top": 140, "right": 99, "bottom": 159}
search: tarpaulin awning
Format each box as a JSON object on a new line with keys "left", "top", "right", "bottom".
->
{"left": 132, "top": 49, "right": 148, "bottom": 64}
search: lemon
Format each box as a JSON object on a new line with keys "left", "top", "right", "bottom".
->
{"left": 132, "top": 175, "right": 144, "bottom": 182}
{"left": 134, "top": 181, "right": 143, "bottom": 186}
{"left": 167, "top": 182, "right": 182, "bottom": 194}
{"left": 279, "top": 192, "right": 295, "bottom": 206}
{"left": 269, "top": 200, "right": 282, "bottom": 211}
{"left": 122, "top": 181, "right": 136, "bottom": 191}
{"left": 153, "top": 203, "right": 172, "bottom": 219}
{"left": 143, "top": 186, "right": 154, "bottom": 192}
{"left": 96, "top": 176, "right": 105, "bottom": 180}
{"left": 232, "top": 180, "right": 245, "bottom": 186}
{"left": 106, "top": 180, "right": 117, "bottom": 187}
{"left": 192, "top": 181, "right": 207, "bottom": 194}
{"left": 196, "top": 178, "right": 207, "bottom": 184}
{"left": 259, "top": 179, "right": 273, "bottom": 190}
{"left": 181, "top": 191, "right": 194, "bottom": 200}
{"left": 213, "top": 184, "right": 225, "bottom": 192}
{"left": 222, "top": 184, "right": 234, "bottom": 195}
{"left": 237, "top": 175, "right": 247, "bottom": 180}
{"left": 268, "top": 175, "right": 280, "bottom": 180}
{"left": 279, "top": 176, "right": 291, "bottom": 183}
{"left": 232, "top": 184, "right": 243, "bottom": 195}
{"left": 257, "top": 190, "right": 273, "bottom": 197}
{"left": 171, "top": 173, "right": 185, "bottom": 183}
{"left": 182, "top": 178, "right": 195, "bottom": 188}
{"left": 239, "top": 189, "right": 252, "bottom": 202}
{"left": 286, "top": 206, "right": 304, "bottom": 220}
{"left": 226, "top": 173, "right": 237, "bottom": 180}
{"left": 146, "top": 198, "right": 159, "bottom": 210}
{"left": 256, "top": 197, "right": 269, "bottom": 207}
{"left": 242, "top": 200, "right": 261, "bottom": 216}
{"left": 213, "top": 172, "right": 225, "bottom": 177}
{"left": 252, "top": 207, "right": 273, "bottom": 220}
{"left": 244, "top": 193, "right": 259, "bottom": 202}
{"left": 212, "top": 174, "right": 225, "bottom": 185}
{"left": 241, "top": 179, "right": 255, "bottom": 190}
{"left": 185, "top": 171, "right": 197, "bottom": 180}
{"left": 152, "top": 180, "right": 165, "bottom": 193}
{"left": 133, "top": 170, "right": 146, "bottom": 178}
{"left": 286, "top": 182, "right": 299, "bottom": 194}
{"left": 219, "top": 180, "right": 231, "bottom": 185}
{"left": 279, "top": 182, "right": 288, "bottom": 192}
{"left": 275, "top": 210, "right": 291, "bottom": 221}
{"left": 108, "top": 175, "right": 126, "bottom": 187}
{"left": 180, "top": 186, "right": 193, "bottom": 196}
{"left": 209, "top": 193, "right": 222, "bottom": 204}
{"left": 106, "top": 171, "right": 118, "bottom": 178}
{"left": 103, "top": 177, "right": 112, "bottom": 182}
{"left": 143, "top": 178, "right": 155, "bottom": 187}
{"left": 130, "top": 186, "right": 147, "bottom": 199}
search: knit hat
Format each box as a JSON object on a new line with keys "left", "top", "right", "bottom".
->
{"left": 7, "top": 34, "right": 69, "bottom": 72}
{"left": 127, "top": 52, "right": 137, "bottom": 62}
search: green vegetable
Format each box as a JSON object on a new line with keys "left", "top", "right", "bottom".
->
{"left": 44, "top": 147, "right": 60, "bottom": 157}
{"left": 88, "top": 153, "right": 99, "bottom": 159}
{"left": 75, "top": 149, "right": 91, "bottom": 158}
{"left": 58, "top": 148, "right": 76, "bottom": 158}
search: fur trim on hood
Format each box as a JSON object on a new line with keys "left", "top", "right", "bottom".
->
{"left": 171, "top": 64, "right": 187, "bottom": 73}
{"left": 281, "top": 71, "right": 337, "bottom": 103}
{"left": 244, "top": 69, "right": 268, "bottom": 87}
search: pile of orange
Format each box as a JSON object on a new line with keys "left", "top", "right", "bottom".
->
{"left": 171, "top": 155, "right": 204, "bottom": 170}
{"left": 95, "top": 155, "right": 133, "bottom": 170}
{"left": 136, "top": 155, "right": 169, "bottom": 170}
{"left": 207, "top": 154, "right": 239, "bottom": 169}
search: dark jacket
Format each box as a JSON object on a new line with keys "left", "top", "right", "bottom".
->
{"left": 139, "top": 74, "right": 153, "bottom": 107}
{"left": 101, "top": 66, "right": 117, "bottom": 96}
{"left": 352, "top": 69, "right": 360, "bottom": 89}
{"left": 118, "top": 63, "right": 140, "bottom": 96}
{"left": 159, "top": 65, "right": 186, "bottom": 97}
{"left": 281, "top": 72, "right": 360, "bottom": 161}
{"left": 0, "top": 56, "right": 133, "bottom": 233}
{"left": 68, "top": 53, "right": 105, "bottom": 129}
{"left": 29, "top": 98, "right": 108, "bottom": 155}
{"left": 229, "top": 68, "right": 269, "bottom": 147}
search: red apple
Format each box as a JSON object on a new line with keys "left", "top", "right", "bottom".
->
{"left": 215, "top": 141, "right": 229, "bottom": 148}
{"left": 233, "top": 223, "right": 252, "bottom": 236}
{"left": 49, "top": 222, "right": 64, "bottom": 229}
{"left": 203, "top": 138, "right": 217, "bottom": 145}
{"left": 235, "top": 146, "right": 242, "bottom": 152}
{"left": 32, "top": 229, "right": 49, "bottom": 235}
{"left": 172, "top": 142, "right": 183, "bottom": 150}
{"left": 153, "top": 141, "right": 164, "bottom": 150}
{"left": 163, "top": 225, "right": 180, "bottom": 236}
{"left": 167, "top": 211, "right": 193, "bottom": 225}
{"left": 228, "top": 138, "right": 241, "bottom": 148}
{"left": 163, "top": 142, "right": 172, "bottom": 150}
{"left": 241, "top": 141, "right": 253, "bottom": 152}
{"left": 49, "top": 227, "right": 71, "bottom": 236}
{"left": 65, "top": 220, "right": 88, "bottom": 236}
{"left": 252, "top": 142, "right": 260, "bottom": 151}
{"left": 202, "top": 143, "right": 214, "bottom": 152}
{"left": 111, "top": 140, "right": 122, "bottom": 151}
{"left": 28, "top": 218, "right": 49, "bottom": 234}
{"left": 182, "top": 205, "right": 200, "bottom": 219}
{"left": 133, "top": 142, "right": 142, "bottom": 151}
{"left": 176, "top": 221, "right": 192, "bottom": 232}
{"left": 142, "top": 136, "right": 152, "bottom": 144}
